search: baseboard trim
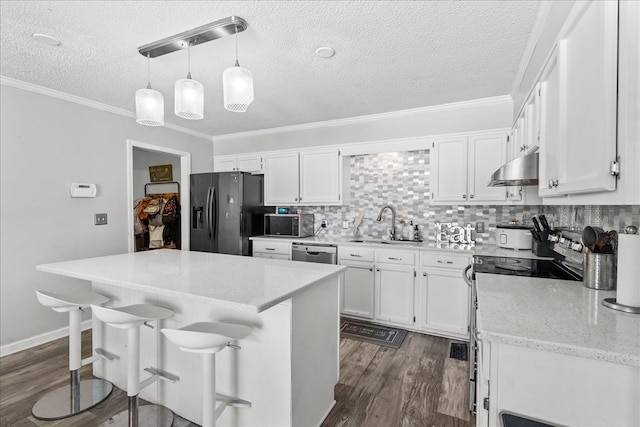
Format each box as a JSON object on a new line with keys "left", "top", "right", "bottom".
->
{"left": 0, "top": 320, "right": 92, "bottom": 358}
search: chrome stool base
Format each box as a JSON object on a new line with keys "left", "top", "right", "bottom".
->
{"left": 100, "top": 403, "right": 173, "bottom": 427}
{"left": 32, "top": 378, "right": 113, "bottom": 420}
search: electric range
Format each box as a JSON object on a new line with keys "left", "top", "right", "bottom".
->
{"left": 473, "top": 255, "right": 583, "bottom": 281}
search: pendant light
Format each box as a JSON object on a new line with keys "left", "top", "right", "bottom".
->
{"left": 175, "top": 42, "right": 204, "bottom": 120}
{"left": 223, "top": 27, "right": 254, "bottom": 112}
{"left": 135, "top": 53, "right": 164, "bottom": 126}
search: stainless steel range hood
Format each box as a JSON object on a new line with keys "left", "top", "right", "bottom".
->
{"left": 488, "top": 152, "right": 539, "bottom": 186}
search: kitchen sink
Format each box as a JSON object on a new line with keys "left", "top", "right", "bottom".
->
{"left": 348, "top": 239, "right": 421, "bottom": 246}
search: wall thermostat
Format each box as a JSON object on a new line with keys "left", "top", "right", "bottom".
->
{"left": 70, "top": 183, "right": 97, "bottom": 198}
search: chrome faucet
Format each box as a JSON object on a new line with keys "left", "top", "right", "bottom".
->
{"left": 376, "top": 205, "right": 397, "bottom": 240}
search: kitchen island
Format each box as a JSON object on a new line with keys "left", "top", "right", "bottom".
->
{"left": 37, "top": 250, "right": 346, "bottom": 427}
{"left": 475, "top": 274, "right": 640, "bottom": 427}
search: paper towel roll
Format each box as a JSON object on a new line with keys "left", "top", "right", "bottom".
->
{"left": 617, "top": 233, "right": 640, "bottom": 307}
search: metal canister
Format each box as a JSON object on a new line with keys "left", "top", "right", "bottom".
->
{"left": 584, "top": 253, "right": 617, "bottom": 290}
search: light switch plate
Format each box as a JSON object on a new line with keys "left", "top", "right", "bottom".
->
{"left": 95, "top": 213, "right": 108, "bottom": 225}
{"left": 342, "top": 220, "right": 349, "bottom": 229}
{"left": 476, "top": 221, "right": 485, "bottom": 233}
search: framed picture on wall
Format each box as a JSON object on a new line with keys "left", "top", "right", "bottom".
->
{"left": 149, "top": 164, "right": 173, "bottom": 182}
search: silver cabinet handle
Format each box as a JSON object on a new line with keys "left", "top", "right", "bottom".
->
{"left": 469, "top": 195, "right": 474, "bottom": 199}
{"left": 462, "top": 194, "right": 466, "bottom": 199}
{"left": 265, "top": 248, "right": 275, "bottom": 251}
{"left": 548, "top": 179, "right": 559, "bottom": 189}
{"left": 350, "top": 254, "right": 362, "bottom": 257}
{"left": 369, "top": 268, "right": 373, "bottom": 272}
{"left": 423, "top": 272, "right": 427, "bottom": 277}
{"left": 437, "top": 260, "right": 454, "bottom": 264}
{"left": 376, "top": 268, "right": 380, "bottom": 272}
{"left": 294, "top": 197, "right": 298, "bottom": 201}
{"left": 388, "top": 257, "right": 402, "bottom": 261}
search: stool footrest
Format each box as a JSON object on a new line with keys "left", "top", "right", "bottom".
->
{"left": 82, "top": 348, "right": 119, "bottom": 366}
{"left": 216, "top": 393, "right": 252, "bottom": 408}
{"left": 139, "top": 367, "right": 180, "bottom": 391}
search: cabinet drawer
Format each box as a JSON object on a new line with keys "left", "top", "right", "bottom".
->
{"left": 339, "top": 246, "right": 375, "bottom": 262}
{"left": 421, "top": 252, "right": 470, "bottom": 269}
{"left": 252, "top": 240, "right": 291, "bottom": 255}
{"left": 375, "top": 249, "right": 416, "bottom": 265}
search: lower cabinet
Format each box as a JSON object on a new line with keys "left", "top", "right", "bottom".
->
{"left": 340, "top": 260, "right": 375, "bottom": 319}
{"left": 375, "top": 263, "right": 415, "bottom": 327}
{"left": 252, "top": 239, "right": 291, "bottom": 260}
{"left": 418, "top": 268, "right": 469, "bottom": 338}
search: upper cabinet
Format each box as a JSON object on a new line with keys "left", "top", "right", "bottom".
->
{"left": 538, "top": 0, "right": 619, "bottom": 198}
{"left": 431, "top": 131, "right": 508, "bottom": 204}
{"left": 264, "top": 148, "right": 349, "bottom": 206}
{"left": 213, "top": 154, "right": 264, "bottom": 174}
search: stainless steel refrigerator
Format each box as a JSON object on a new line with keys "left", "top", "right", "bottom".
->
{"left": 190, "top": 172, "right": 273, "bottom": 255}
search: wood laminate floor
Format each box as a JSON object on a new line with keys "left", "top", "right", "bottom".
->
{"left": 1, "top": 330, "right": 474, "bottom": 426}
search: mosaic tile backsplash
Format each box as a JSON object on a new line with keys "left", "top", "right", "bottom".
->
{"left": 289, "top": 151, "right": 639, "bottom": 244}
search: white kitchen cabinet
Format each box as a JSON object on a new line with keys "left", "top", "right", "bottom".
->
{"left": 539, "top": 0, "right": 618, "bottom": 198}
{"left": 431, "top": 131, "right": 508, "bottom": 204}
{"left": 375, "top": 261, "right": 415, "bottom": 327}
{"left": 214, "top": 154, "right": 264, "bottom": 173}
{"left": 339, "top": 245, "right": 375, "bottom": 319}
{"left": 340, "top": 260, "right": 375, "bottom": 319}
{"left": 252, "top": 239, "right": 291, "bottom": 260}
{"left": 300, "top": 148, "right": 341, "bottom": 204}
{"left": 417, "top": 251, "right": 470, "bottom": 340}
{"left": 264, "top": 152, "right": 300, "bottom": 205}
{"left": 264, "top": 148, "right": 347, "bottom": 206}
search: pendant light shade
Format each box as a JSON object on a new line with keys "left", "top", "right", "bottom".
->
{"left": 175, "top": 42, "right": 204, "bottom": 120}
{"left": 135, "top": 54, "right": 164, "bottom": 126}
{"left": 175, "top": 75, "right": 204, "bottom": 120}
{"left": 223, "top": 63, "right": 254, "bottom": 112}
{"left": 136, "top": 86, "right": 164, "bottom": 126}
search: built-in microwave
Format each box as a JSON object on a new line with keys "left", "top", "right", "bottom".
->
{"left": 264, "top": 214, "right": 314, "bottom": 238}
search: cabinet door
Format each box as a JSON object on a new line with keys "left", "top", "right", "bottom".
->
{"left": 264, "top": 152, "right": 300, "bottom": 205}
{"left": 431, "top": 136, "right": 468, "bottom": 202}
{"left": 237, "top": 155, "right": 263, "bottom": 173}
{"left": 375, "top": 264, "right": 414, "bottom": 326}
{"left": 299, "top": 148, "right": 341, "bottom": 204}
{"left": 524, "top": 84, "right": 541, "bottom": 152}
{"left": 213, "top": 156, "right": 237, "bottom": 172}
{"left": 559, "top": 0, "right": 618, "bottom": 195}
{"left": 340, "top": 261, "right": 375, "bottom": 319}
{"left": 539, "top": 48, "right": 563, "bottom": 197}
{"left": 468, "top": 133, "right": 508, "bottom": 202}
{"left": 419, "top": 268, "right": 470, "bottom": 338}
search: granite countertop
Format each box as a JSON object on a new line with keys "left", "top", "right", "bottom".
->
{"left": 251, "top": 235, "right": 550, "bottom": 259}
{"left": 476, "top": 273, "right": 640, "bottom": 367}
{"left": 36, "top": 250, "right": 345, "bottom": 313}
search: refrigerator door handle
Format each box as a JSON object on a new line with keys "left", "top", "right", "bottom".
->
{"left": 211, "top": 186, "right": 217, "bottom": 240}
{"left": 205, "top": 187, "right": 212, "bottom": 238}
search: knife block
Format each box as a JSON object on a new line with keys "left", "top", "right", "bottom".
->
{"left": 532, "top": 231, "right": 555, "bottom": 257}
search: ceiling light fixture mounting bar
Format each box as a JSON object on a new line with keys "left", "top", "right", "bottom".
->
{"left": 138, "top": 16, "right": 248, "bottom": 58}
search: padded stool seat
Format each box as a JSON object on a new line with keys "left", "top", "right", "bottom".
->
{"left": 162, "top": 321, "right": 253, "bottom": 427}
{"left": 92, "top": 303, "right": 174, "bottom": 427}
{"left": 32, "top": 290, "right": 113, "bottom": 420}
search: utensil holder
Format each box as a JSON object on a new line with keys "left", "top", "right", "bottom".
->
{"left": 532, "top": 230, "right": 555, "bottom": 257}
{"left": 584, "top": 253, "right": 616, "bottom": 290}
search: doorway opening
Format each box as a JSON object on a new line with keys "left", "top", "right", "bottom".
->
{"left": 126, "top": 140, "right": 191, "bottom": 253}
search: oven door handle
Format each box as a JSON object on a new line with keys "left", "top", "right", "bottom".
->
{"left": 463, "top": 264, "right": 473, "bottom": 287}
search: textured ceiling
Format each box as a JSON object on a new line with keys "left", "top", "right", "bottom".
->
{"left": 0, "top": 1, "right": 540, "bottom": 137}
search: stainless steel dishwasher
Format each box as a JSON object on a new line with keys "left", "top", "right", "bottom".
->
{"left": 291, "top": 243, "right": 337, "bottom": 264}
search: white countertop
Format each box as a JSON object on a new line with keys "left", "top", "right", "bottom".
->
{"left": 251, "top": 235, "right": 550, "bottom": 259}
{"left": 37, "top": 250, "right": 345, "bottom": 313}
{"left": 476, "top": 273, "right": 640, "bottom": 367}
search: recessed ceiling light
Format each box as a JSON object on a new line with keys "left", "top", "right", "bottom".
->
{"left": 315, "top": 47, "right": 335, "bottom": 58}
{"left": 32, "top": 33, "right": 61, "bottom": 46}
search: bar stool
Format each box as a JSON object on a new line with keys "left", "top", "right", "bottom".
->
{"left": 33, "top": 290, "right": 116, "bottom": 420}
{"left": 92, "top": 303, "right": 176, "bottom": 427}
{"left": 161, "top": 322, "right": 253, "bottom": 427}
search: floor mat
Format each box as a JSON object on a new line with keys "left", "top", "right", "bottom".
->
{"left": 340, "top": 319, "right": 407, "bottom": 349}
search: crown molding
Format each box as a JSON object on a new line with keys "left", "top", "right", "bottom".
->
{"left": 510, "top": 1, "right": 553, "bottom": 100}
{"left": 0, "top": 76, "right": 214, "bottom": 141}
{"left": 212, "top": 95, "right": 513, "bottom": 142}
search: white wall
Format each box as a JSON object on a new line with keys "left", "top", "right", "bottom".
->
{"left": 0, "top": 84, "right": 212, "bottom": 349}
{"left": 213, "top": 96, "right": 513, "bottom": 155}
{"left": 133, "top": 149, "right": 181, "bottom": 200}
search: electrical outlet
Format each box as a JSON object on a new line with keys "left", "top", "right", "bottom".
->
{"left": 321, "top": 219, "right": 327, "bottom": 228}
{"left": 476, "top": 221, "right": 485, "bottom": 233}
{"left": 95, "top": 213, "right": 108, "bottom": 225}
{"left": 342, "top": 220, "right": 349, "bottom": 229}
